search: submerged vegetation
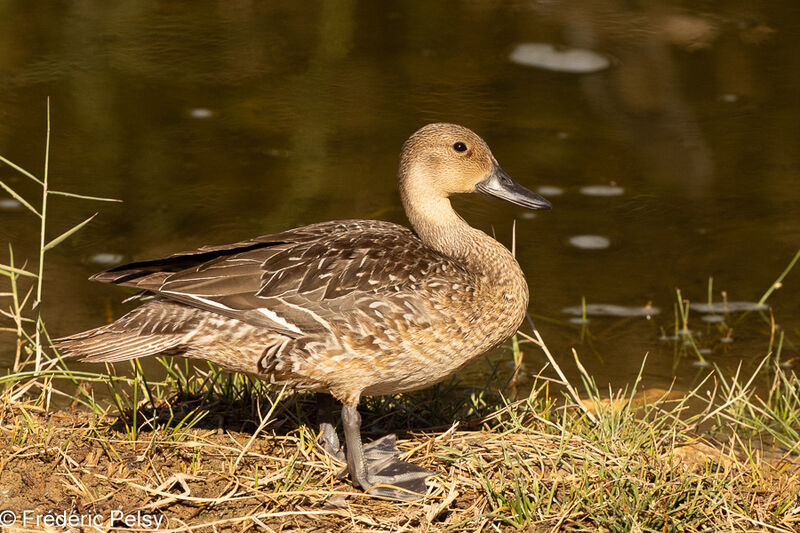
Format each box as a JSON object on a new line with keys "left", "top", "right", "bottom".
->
{"left": 2, "top": 112, "right": 800, "bottom": 531}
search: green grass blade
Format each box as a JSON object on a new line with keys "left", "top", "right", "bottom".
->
{"left": 49, "top": 190, "right": 122, "bottom": 203}
{"left": 758, "top": 249, "right": 800, "bottom": 305}
{"left": 0, "top": 154, "right": 44, "bottom": 186}
{"left": 43, "top": 212, "right": 97, "bottom": 252}
{"left": 0, "top": 180, "right": 41, "bottom": 217}
{"left": 0, "top": 263, "right": 38, "bottom": 278}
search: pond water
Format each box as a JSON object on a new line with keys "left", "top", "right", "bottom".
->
{"left": 1, "top": 1, "right": 799, "bottom": 397}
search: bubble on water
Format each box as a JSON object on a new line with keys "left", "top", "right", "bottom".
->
{"left": 568, "top": 235, "right": 610, "bottom": 249}
{"left": 701, "top": 314, "right": 725, "bottom": 323}
{"left": 579, "top": 185, "right": 625, "bottom": 196}
{"left": 691, "top": 359, "right": 711, "bottom": 368}
{"left": 568, "top": 317, "right": 590, "bottom": 325}
{"left": 0, "top": 198, "right": 22, "bottom": 210}
{"left": 90, "top": 253, "right": 124, "bottom": 266}
{"left": 720, "top": 93, "right": 739, "bottom": 103}
{"left": 690, "top": 301, "right": 768, "bottom": 313}
{"left": 661, "top": 330, "right": 700, "bottom": 342}
{"left": 189, "top": 108, "right": 215, "bottom": 119}
{"left": 266, "top": 148, "right": 291, "bottom": 158}
{"left": 719, "top": 336, "right": 734, "bottom": 344}
{"left": 509, "top": 43, "right": 610, "bottom": 73}
{"left": 537, "top": 186, "right": 564, "bottom": 196}
{"left": 562, "top": 304, "right": 660, "bottom": 318}
{"left": 520, "top": 212, "right": 536, "bottom": 220}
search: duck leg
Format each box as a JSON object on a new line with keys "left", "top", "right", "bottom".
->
{"left": 341, "top": 404, "right": 432, "bottom": 500}
{"left": 316, "top": 394, "right": 415, "bottom": 482}
{"left": 315, "top": 393, "right": 345, "bottom": 462}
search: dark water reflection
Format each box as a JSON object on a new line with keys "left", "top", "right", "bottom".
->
{"left": 1, "top": 1, "right": 799, "bottom": 395}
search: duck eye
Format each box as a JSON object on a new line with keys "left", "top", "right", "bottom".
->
{"left": 453, "top": 142, "right": 467, "bottom": 153}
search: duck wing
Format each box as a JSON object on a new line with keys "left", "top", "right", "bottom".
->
{"left": 91, "top": 220, "right": 464, "bottom": 337}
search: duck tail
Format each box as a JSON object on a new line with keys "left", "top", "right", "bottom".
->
{"left": 54, "top": 327, "right": 183, "bottom": 363}
{"left": 54, "top": 301, "right": 192, "bottom": 363}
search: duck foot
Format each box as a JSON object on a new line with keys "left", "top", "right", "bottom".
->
{"left": 362, "top": 439, "right": 433, "bottom": 500}
{"left": 342, "top": 405, "right": 433, "bottom": 501}
{"left": 318, "top": 421, "right": 346, "bottom": 462}
{"left": 329, "top": 434, "right": 432, "bottom": 499}
{"left": 316, "top": 393, "right": 346, "bottom": 462}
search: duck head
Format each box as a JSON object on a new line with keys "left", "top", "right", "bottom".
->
{"left": 398, "top": 123, "right": 552, "bottom": 211}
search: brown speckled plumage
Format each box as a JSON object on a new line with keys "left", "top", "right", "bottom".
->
{"left": 57, "top": 123, "right": 551, "bottom": 498}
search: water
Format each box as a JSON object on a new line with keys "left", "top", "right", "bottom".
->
{"left": 1, "top": 1, "right": 799, "bottom": 394}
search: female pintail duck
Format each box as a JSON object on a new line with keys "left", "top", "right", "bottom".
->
{"left": 57, "top": 123, "right": 551, "bottom": 499}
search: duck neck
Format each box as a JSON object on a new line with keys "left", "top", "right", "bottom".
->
{"left": 400, "top": 180, "right": 520, "bottom": 279}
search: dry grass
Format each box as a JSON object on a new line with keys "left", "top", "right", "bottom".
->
{"left": 1, "top": 356, "right": 800, "bottom": 532}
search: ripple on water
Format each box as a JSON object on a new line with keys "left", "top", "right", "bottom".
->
{"left": 509, "top": 43, "right": 610, "bottom": 73}
{"left": 563, "top": 303, "right": 660, "bottom": 318}
{"left": 189, "top": 108, "right": 215, "bottom": 119}
{"left": 579, "top": 185, "right": 625, "bottom": 197}
{"left": 568, "top": 235, "right": 610, "bottom": 249}
{"left": 659, "top": 330, "right": 701, "bottom": 342}
{"left": 0, "top": 198, "right": 22, "bottom": 210}
{"left": 690, "top": 302, "right": 768, "bottom": 313}
{"left": 537, "top": 186, "right": 564, "bottom": 196}
{"left": 89, "top": 253, "right": 125, "bottom": 266}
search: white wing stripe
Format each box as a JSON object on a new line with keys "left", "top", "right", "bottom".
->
{"left": 162, "top": 275, "right": 220, "bottom": 285}
{"left": 257, "top": 307, "right": 303, "bottom": 334}
{"left": 162, "top": 291, "right": 236, "bottom": 311}
{"left": 276, "top": 298, "right": 331, "bottom": 330}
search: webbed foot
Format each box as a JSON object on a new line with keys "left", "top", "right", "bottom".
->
{"left": 342, "top": 405, "right": 433, "bottom": 501}
{"left": 318, "top": 421, "right": 346, "bottom": 462}
{"left": 316, "top": 393, "right": 346, "bottom": 462}
{"left": 362, "top": 438, "right": 433, "bottom": 500}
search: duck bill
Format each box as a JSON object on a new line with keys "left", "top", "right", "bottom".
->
{"left": 475, "top": 164, "right": 552, "bottom": 210}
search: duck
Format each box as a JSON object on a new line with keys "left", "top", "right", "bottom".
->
{"left": 56, "top": 123, "right": 551, "bottom": 500}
